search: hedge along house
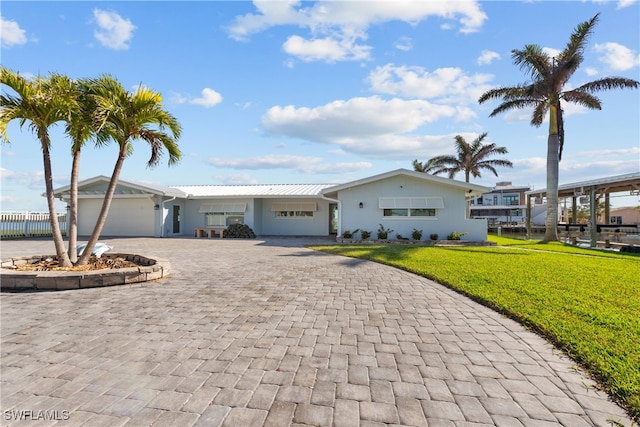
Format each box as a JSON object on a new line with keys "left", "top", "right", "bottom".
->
{"left": 52, "top": 169, "right": 490, "bottom": 240}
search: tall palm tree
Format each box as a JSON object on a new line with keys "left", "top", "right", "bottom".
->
{"left": 0, "top": 68, "right": 75, "bottom": 267}
{"left": 76, "top": 76, "right": 182, "bottom": 266}
{"left": 478, "top": 13, "right": 639, "bottom": 241}
{"left": 423, "top": 133, "right": 513, "bottom": 183}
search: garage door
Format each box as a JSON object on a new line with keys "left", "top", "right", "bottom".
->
{"left": 78, "top": 198, "right": 155, "bottom": 236}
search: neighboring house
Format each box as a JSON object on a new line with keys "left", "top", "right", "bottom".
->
{"left": 469, "top": 181, "right": 529, "bottom": 225}
{"left": 469, "top": 181, "right": 546, "bottom": 226}
{"left": 52, "top": 169, "right": 490, "bottom": 241}
{"left": 609, "top": 206, "right": 640, "bottom": 225}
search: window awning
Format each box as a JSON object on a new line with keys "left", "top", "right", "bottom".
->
{"left": 378, "top": 197, "right": 444, "bottom": 209}
{"left": 199, "top": 203, "right": 247, "bottom": 213}
{"left": 271, "top": 202, "right": 317, "bottom": 212}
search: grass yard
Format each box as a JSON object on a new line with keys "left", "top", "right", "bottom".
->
{"left": 309, "top": 236, "right": 640, "bottom": 420}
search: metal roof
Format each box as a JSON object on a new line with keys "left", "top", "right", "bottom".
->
{"left": 172, "top": 183, "right": 336, "bottom": 198}
{"left": 52, "top": 175, "right": 187, "bottom": 198}
{"left": 525, "top": 172, "right": 640, "bottom": 198}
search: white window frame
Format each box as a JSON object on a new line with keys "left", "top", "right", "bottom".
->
{"left": 272, "top": 202, "right": 316, "bottom": 219}
{"left": 275, "top": 210, "right": 315, "bottom": 219}
{"left": 379, "top": 197, "right": 442, "bottom": 220}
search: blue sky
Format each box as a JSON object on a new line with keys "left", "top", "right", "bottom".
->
{"left": 1, "top": 0, "right": 639, "bottom": 212}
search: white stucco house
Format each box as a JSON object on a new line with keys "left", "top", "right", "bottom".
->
{"left": 52, "top": 169, "right": 490, "bottom": 241}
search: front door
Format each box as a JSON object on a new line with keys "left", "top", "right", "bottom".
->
{"left": 173, "top": 205, "right": 180, "bottom": 234}
{"left": 329, "top": 203, "right": 338, "bottom": 235}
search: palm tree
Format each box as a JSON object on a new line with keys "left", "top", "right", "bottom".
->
{"left": 63, "top": 78, "right": 108, "bottom": 263}
{"left": 422, "top": 133, "right": 513, "bottom": 183}
{"left": 75, "top": 76, "right": 182, "bottom": 266}
{"left": 0, "top": 68, "right": 75, "bottom": 267}
{"left": 478, "top": 13, "right": 639, "bottom": 241}
{"left": 411, "top": 158, "right": 440, "bottom": 174}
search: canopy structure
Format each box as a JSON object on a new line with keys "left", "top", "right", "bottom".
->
{"left": 525, "top": 172, "right": 640, "bottom": 246}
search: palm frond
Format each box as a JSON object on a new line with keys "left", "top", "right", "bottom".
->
{"left": 512, "top": 45, "right": 552, "bottom": 80}
{"left": 575, "top": 77, "right": 639, "bottom": 93}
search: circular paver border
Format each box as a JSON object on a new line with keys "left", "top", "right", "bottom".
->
{"left": 0, "top": 253, "right": 170, "bottom": 291}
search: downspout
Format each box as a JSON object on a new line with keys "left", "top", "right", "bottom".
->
{"left": 160, "top": 196, "right": 177, "bottom": 238}
{"left": 321, "top": 194, "right": 342, "bottom": 238}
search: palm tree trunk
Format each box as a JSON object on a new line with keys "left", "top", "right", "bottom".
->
{"left": 75, "top": 148, "right": 126, "bottom": 266}
{"left": 68, "top": 149, "right": 80, "bottom": 263}
{"left": 40, "top": 131, "right": 73, "bottom": 267}
{"left": 544, "top": 106, "right": 560, "bottom": 242}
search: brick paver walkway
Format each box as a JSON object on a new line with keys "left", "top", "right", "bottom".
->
{"left": 1, "top": 237, "right": 633, "bottom": 426}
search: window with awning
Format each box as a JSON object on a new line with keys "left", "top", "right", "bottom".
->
{"left": 200, "top": 203, "right": 247, "bottom": 227}
{"left": 272, "top": 202, "right": 317, "bottom": 219}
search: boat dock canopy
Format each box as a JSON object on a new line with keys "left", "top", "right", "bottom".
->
{"left": 525, "top": 172, "right": 640, "bottom": 199}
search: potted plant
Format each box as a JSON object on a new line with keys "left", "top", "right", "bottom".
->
{"left": 377, "top": 224, "right": 393, "bottom": 240}
{"left": 411, "top": 228, "right": 423, "bottom": 240}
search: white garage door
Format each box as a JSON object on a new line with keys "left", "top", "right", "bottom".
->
{"left": 78, "top": 198, "right": 155, "bottom": 236}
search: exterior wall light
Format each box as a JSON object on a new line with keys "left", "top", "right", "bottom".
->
{"left": 359, "top": 202, "right": 364, "bottom": 208}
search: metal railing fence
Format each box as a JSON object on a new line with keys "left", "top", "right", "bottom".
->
{"left": 0, "top": 211, "right": 68, "bottom": 240}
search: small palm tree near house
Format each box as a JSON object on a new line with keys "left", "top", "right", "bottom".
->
{"left": 478, "top": 13, "right": 639, "bottom": 242}
{"left": 414, "top": 133, "right": 513, "bottom": 183}
{"left": 0, "top": 68, "right": 77, "bottom": 267}
{"left": 75, "top": 76, "right": 182, "bottom": 265}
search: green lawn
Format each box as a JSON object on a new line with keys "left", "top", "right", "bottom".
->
{"left": 309, "top": 236, "right": 640, "bottom": 420}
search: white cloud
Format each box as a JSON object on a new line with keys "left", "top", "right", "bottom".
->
{"left": 207, "top": 154, "right": 372, "bottom": 174}
{"left": 209, "top": 154, "right": 324, "bottom": 170}
{"left": 594, "top": 42, "right": 640, "bottom": 71}
{"left": 575, "top": 147, "right": 640, "bottom": 158}
{"left": 394, "top": 36, "right": 413, "bottom": 52}
{"left": 0, "top": 168, "right": 45, "bottom": 190}
{"left": 171, "top": 88, "right": 223, "bottom": 107}
{"left": 262, "top": 96, "right": 466, "bottom": 144}
{"left": 283, "top": 34, "right": 371, "bottom": 62}
{"left": 213, "top": 173, "right": 259, "bottom": 185}
{"left": 542, "top": 47, "right": 561, "bottom": 59}
{"left": 190, "top": 88, "right": 223, "bottom": 107}
{"left": 585, "top": 67, "right": 599, "bottom": 76}
{"left": 367, "top": 64, "right": 494, "bottom": 105}
{"left": 477, "top": 50, "right": 500, "bottom": 65}
{"left": 616, "top": 0, "right": 637, "bottom": 9}
{"left": 227, "top": 1, "right": 486, "bottom": 62}
{"left": 0, "top": 17, "right": 27, "bottom": 48}
{"left": 93, "top": 9, "right": 136, "bottom": 50}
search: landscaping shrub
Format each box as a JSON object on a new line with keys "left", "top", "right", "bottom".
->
{"left": 223, "top": 223, "right": 256, "bottom": 238}
{"left": 377, "top": 224, "right": 393, "bottom": 240}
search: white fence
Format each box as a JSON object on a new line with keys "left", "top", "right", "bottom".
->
{"left": 0, "top": 211, "right": 68, "bottom": 239}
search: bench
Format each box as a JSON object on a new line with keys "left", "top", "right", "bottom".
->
{"left": 194, "top": 227, "right": 225, "bottom": 238}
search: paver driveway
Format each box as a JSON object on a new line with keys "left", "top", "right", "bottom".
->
{"left": 0, "top": 237, "right": 633, "bottom": 426}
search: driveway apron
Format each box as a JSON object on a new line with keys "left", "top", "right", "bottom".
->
{"left": 0, "top": 237, "right": 633, "bottom": 426}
